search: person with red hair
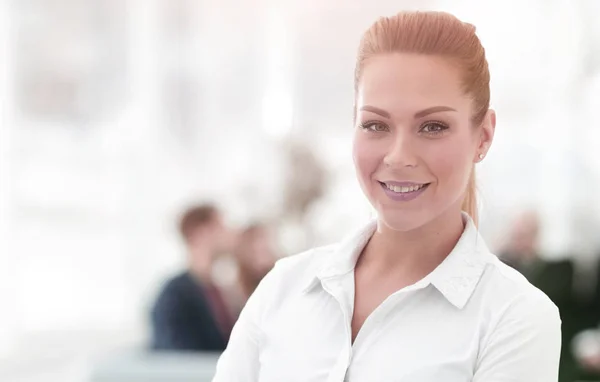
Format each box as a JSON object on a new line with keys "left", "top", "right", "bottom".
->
{"left": 213, "top": 11, "right": 561, "bottom": 381}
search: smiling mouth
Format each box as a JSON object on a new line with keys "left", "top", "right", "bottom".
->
{"left": 378, "top": 181, "right": 430, "bottom": 194}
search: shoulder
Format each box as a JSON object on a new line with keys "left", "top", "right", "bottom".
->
{"left": 276, "top": 243, "right": 338, "bottom": 272}
{"left": 264, "top": 244, "right": 338, "bottom": 287}
{"left": 487, "top": 256, "right": 558, "bottom": 305}
{"left": 156, "top": 272, "right": 199, "bottom": 302}
{"left": 472, "top": 257, "right": 562, "bottom": 380}
{"left": 234, "top": 243, "right": 339, "bottom": 326}
{"left": 163, "top": 271, "right": 192, "bottom": 289}
{"left": 248, "top": 244, "right": 338, "bottom": 306}
{"left": 478, "top": 256, "right": 561, "bottom": 332}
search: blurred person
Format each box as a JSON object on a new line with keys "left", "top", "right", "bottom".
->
{"left": 213, "top": 11, "right": 560, "bottom": 382}
{"left": 150, "top": 204, "right": 237, "bottom": 351}
{"left": 498, "top": 210, "right": 541, "bottom": 270}
{"left": 572, "top": 328, "right": 600, "bottom": 378}
{"left": 498, "top": 210, "right": 573, "bottom": 303}
{"left": 499, "top": 210, "right": 577, "bottom": 298}
{"left": 230, "top": 223, "right": 277, "bottom": 311}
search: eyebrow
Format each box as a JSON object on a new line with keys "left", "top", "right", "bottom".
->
{"left": 359, "top": 105, "right": 457, "bottom": 119}
{"left": 414, "top": 105, "right": 457, "bottom": 118}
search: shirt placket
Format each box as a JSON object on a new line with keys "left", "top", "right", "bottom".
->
{"left": 348, "top": 280, "right": 432, "bottom": 377}
{"left": 320, "top": 273, "right": 355, "bottom": 382}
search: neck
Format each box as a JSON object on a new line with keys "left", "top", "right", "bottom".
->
{"left": 359, "top": 209, "right": 465, "bottom": 280}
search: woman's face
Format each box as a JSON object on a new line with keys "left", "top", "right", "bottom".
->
{"left": 353, "top": 53, "right": 494, "bottom": 232}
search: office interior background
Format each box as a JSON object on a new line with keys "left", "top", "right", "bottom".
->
{"left": 1, "top": 0, "right": 600, "bottom": 381}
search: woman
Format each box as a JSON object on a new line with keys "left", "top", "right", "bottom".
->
{"left": 226, "top": 223, "right": 278, "bottom": 315}
{"left": 213, "top": 11, "right": 561, "bottom": 381}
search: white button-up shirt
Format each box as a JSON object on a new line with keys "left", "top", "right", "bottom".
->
{"left": 213, "top": 215, "right": 561, "bottom": 382}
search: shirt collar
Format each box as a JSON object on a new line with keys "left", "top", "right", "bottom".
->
{"left": 302, "top": 212, "right": 493, "bottom": 309}
{"left": 427, "top": 213, "right": 493, "bottom": 308}
{"left": 300, "top": 222, "right": 374, "bottom": 294}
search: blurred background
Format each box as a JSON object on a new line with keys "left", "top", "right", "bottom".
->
{"left": 2, "top": 0, "right": 600, "bottom": 381}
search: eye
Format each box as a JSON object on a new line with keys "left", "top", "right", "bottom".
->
{"left": 420, "top": 121, "right": 449, "bottom": 135}
{"left": 359, "top": 121, "right": 389, "bottom": 132}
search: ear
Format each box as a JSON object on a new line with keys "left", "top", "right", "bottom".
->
{"left": 475, "top": 109, "right": 496, "bottom": 162}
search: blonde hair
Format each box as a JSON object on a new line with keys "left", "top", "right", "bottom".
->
{"left": 355, "top": 11, "right": 490, "bottom": 225}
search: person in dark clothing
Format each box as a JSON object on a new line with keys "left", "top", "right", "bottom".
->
{"left": 150, "top": 204, "right": 236, "bottom": 351}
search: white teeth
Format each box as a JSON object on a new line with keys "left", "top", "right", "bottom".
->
{"left": 385, "top": 183, "right": 425, "bottom": 193}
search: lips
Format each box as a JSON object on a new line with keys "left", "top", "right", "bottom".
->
{"left": 379, "top": 181, "right": 430, "bottom": 194}
{"left": 378, "top": 181, "right": 431, "bottom": 202}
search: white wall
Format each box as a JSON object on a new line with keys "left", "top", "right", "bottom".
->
{"left": 0, "top": 0, "right": 18, "bottom": 358}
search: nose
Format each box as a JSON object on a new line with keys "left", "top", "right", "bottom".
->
{"left": 383, "top": 130, "right": 418, "bottom": 168}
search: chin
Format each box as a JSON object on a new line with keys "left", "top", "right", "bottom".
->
{"left": 376, "top": 209, "right": 434, "bottom": 233}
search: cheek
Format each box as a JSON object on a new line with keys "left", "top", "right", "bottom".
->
{"left": 352, "top": 136, "right": 380, "bottom": 179}
{"left": 428, "top": 137, "right": 474, "bottom": 185}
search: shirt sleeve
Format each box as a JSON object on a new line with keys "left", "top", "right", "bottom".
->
{"left": 212, "top": 263, "right": 278, "bottom": 381}
{"left": 472, "top": 291, "right": 562, "bottom": 382}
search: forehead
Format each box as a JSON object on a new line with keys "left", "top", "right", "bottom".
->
{"left": 357, "top": 53, "right": 470, "bottom": 113}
